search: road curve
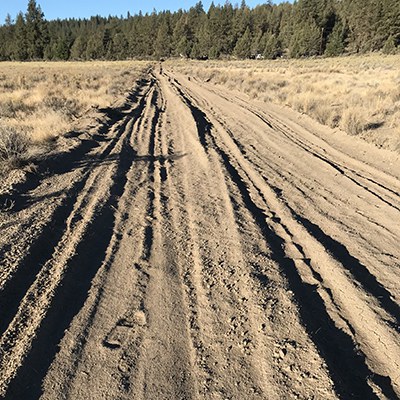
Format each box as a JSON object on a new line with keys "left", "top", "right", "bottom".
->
{"left": 0, "top": 68, "right": 399, "bottom": 400}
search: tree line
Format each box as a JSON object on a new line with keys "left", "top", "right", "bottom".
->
{"left": 0, "top": 0, "right": 399, "bottom": 61}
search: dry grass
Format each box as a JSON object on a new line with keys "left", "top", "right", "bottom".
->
{"left": 0, "top": 61, "right": 149, "bottom": 144}
{"left": 0, "top": 126, "right": 31, "bottom": 170}
{"left": 170, "top": 55, "right": 400, "bottom": 150}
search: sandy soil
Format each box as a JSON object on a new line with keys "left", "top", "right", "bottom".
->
{"left": 0, "top": 67, "right": 399, "bottom": 400}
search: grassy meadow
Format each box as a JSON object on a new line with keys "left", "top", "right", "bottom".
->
{"left": 170, "top": 55, "right": 400, "bottom": 151}
{"left": 0, "top": 61, "right": 149, "bottom": 171}
{"left": 0, "top": 61, "right": 148, "bottom": 142}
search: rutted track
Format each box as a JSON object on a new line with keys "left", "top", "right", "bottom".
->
{"left": 0, "top": 68, "right": 399, "bottom": 399}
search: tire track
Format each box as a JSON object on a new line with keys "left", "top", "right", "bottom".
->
{"left": 196, "top": 102, "right": 400, "bottom": 328}
{"left": 169, "top": 75, "right": 399, "bottom": 399}
{"left": 0, "top": 80, "right": 155, "bottom": 398}
{"left": 174, "top": 75, "right": 400, "bottom": 315}
{"left": 1, "top": 68, "right": 399, "bottom": 400}
{"left": 198, "top": 80, "right": 400, "bottom": 209}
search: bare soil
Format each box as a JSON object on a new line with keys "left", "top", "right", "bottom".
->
{"left": 0, "top": 67, "right": 399, "bottom": 400}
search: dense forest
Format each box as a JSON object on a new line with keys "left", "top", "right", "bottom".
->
{"left": 0, "top": 0, "right": 399, "bottom": 61}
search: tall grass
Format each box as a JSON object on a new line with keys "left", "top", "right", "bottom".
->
{"left": 0, "top": 61, "right": 148, "bottom": 144}
{"left": 0, "top": 61, "right": 148, "bottom": 172}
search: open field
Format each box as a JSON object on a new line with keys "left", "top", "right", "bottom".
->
{"left": 170, "top": 55, "right": 400, "bottom": 152}
{"left": 0, "top": 64, "right": 399, "bottom": 399}
{"left": 0, "top": 61, "right": 149, "bottom": 142}
{"left": 0, "top": 61, "right": 149, "bottom": 173}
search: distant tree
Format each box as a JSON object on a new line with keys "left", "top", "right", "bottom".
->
{"left": 325, "top": 21, "right": 346, "bottom": 56}
{"left": 70, "top": 35, "right": 87, "bottom": 60}
{"left": 25, "top": 0, "right": 48, "bottom": 59}
{"left": 233, "top": 0, "right": 252, "bottom": 41}
{"left": 172, "top": 15, "right": 193, "bottom": 57}
{"left": 155, "top": 20, "right": 171, "bottom": 58}
{"left": 263, "top": 32, "right": 281, "bottom": 59}
{"left": 382, "top": 35, "right": 397, "bottom": 55}
{"left": 111, "top": 32, "right": 129, "bottom": 59}
{"left": 0, "top": 14, "right": 14, "bottom": 60}
{"left": 234, "top": 27, "right": 252, "bottom": 58}
{"left": 207, "top": 2, "right": 235, "bottom": 57}
{"left": 191, "top": 20, "right": 211, "bottom": 59}
{"left": 0, "top": 0, "right": 398, "bottom": 61}
{"left": 251, "top": 29, "right": 265, "bottom": 57}
{"left": 86, "top": 32, "right": 104, "bottom": 59}
{"left": 102, "top": 28, "right": 113, "bottom": 58}
{"left": 53, "top": 36, "right": 71, "bottom": 60}
{"left": 290, "top": 19, "right": 321, "bottom": 57}
{"left": 13, "top": 12, "right": 28, "bottom": 60}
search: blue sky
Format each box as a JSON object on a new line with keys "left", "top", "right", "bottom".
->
{"left": 1, "top": 1, "right": 287, "bottom": 22}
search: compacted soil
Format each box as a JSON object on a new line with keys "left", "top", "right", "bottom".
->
{"left": 0, "top": 67, "right": 399, "bottom": 399}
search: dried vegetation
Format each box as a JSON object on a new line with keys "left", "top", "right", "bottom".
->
{"left": 171, "top": 55, "right": 400, "bottom": 151}
{"left": 0, "top": 61, "right": 147, "bottom": 171}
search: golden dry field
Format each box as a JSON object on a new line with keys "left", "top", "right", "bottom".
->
{"left": 0, "top": 61, "right": 148, "bottom": 143}
{"left": 170, "top": 55, "right": 400, "bottom": 151}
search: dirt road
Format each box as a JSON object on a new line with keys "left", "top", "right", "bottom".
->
{"left": 0, "top": 68, "right": 399, "bottom": 399}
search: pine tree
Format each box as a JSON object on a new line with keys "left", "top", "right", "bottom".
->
{"left": 234, "top": 27, "right": 252, "bottom": 58}
{"left": 0, "top": 14, "right": 14, "bottom": 60}
{"left": 13, "top": 12, "right": 28, "bottom": 60}
{"left": 111, "top": 32, "right": 128, "bottom": 59}
{"left": 172, "top": 15, "right": 193, "bottom": 57}
{"left": 25, "top": 0, "right": 48, "bottom": 59}
{"left": 103, "top": 28, "right": 113, "bottom": 58}
{"left": 155, "top": 20, "right": 171, "bottom": 59}
{"left": 251, "top": 30, "right": 264, "bottom": 56}
{"left": 191, "top": 20, "right": 211, "bottom": 59}
{"left": 382, "top": 35, "right": 397, "bottom": 55}
{"left": 263, "top": 32, "right": 281, "bottom": 59}
{"left": 325, "top": 21, "right": 346, "bottom": 56}
{"left": 0, "top": 0, "right": 398, "bottom": 61}
{"left": 290, "top": 19, "right": 321, "bottom": 57}
{"left": 70, "top": 35, "right": 87, "bottom": 60}
{"left": 86, "top": 32, "right": 104, "bottom": 59}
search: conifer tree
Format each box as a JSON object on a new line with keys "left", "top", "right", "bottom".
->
{"left": 14, "top": 12, "right": 28, "bottom": 60}
{"left": 70, "top": 35, "right": 87, "bottom": 60}
{"left": 382, "top": 35, "right": 397, "bottom": 55}
{"left": 155, "top": 20, "right": 172, "bottom": 59}
{"left": 263, "top": 32, "right": 281, "bottom": 59}
{"left": 191, "top": 20, "right": 211, "bottom": 59}
{"left": 25, "top": 0, "right": 48, "bottom": 59}
{"left": 0, "top": 14, "right": 14, "bottom": 60}
{"left": 290, "top": 19, "right": 321, "bottom": 57}
{"left": 172, "top": 15, "right": 193, "bottom": 57}
{"left": 0, "top": 0, "right": 399, "bottom": 61}
{"left": 234, "top": 27, "right": 252, "bottom": 58}
{"left": 325, "top": 21, "right": 346, "bottom": 56}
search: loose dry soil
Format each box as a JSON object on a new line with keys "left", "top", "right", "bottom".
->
{"left": 0, "top": 67, "right": 399, "bottom": 400}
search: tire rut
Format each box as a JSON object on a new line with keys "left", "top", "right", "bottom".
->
{"left": 0, "top": 79, "right": 155, "bottom": 398}
{"left": 168, "top": 74, "right": 399, "bottom": 399}
{"left": 1, "top": 69, "right": 399, "bottom": 400}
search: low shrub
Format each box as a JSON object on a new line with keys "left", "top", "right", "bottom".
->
{"left": 0, "top": 126, "right": 30, "bottom": 168}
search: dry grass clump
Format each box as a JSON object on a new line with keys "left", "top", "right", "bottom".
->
{"left": 171, "top": 55, "right": 400, "bottom": 150}
{"left": 0, "top": 126, "right": 30, "bottom": 169}
{"left": 0, "top": 61, "right": 148, "bottom": 146}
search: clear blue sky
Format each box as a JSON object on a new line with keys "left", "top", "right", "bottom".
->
{"left": 1, "top": 1, "right": 288, "bottom": 22}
